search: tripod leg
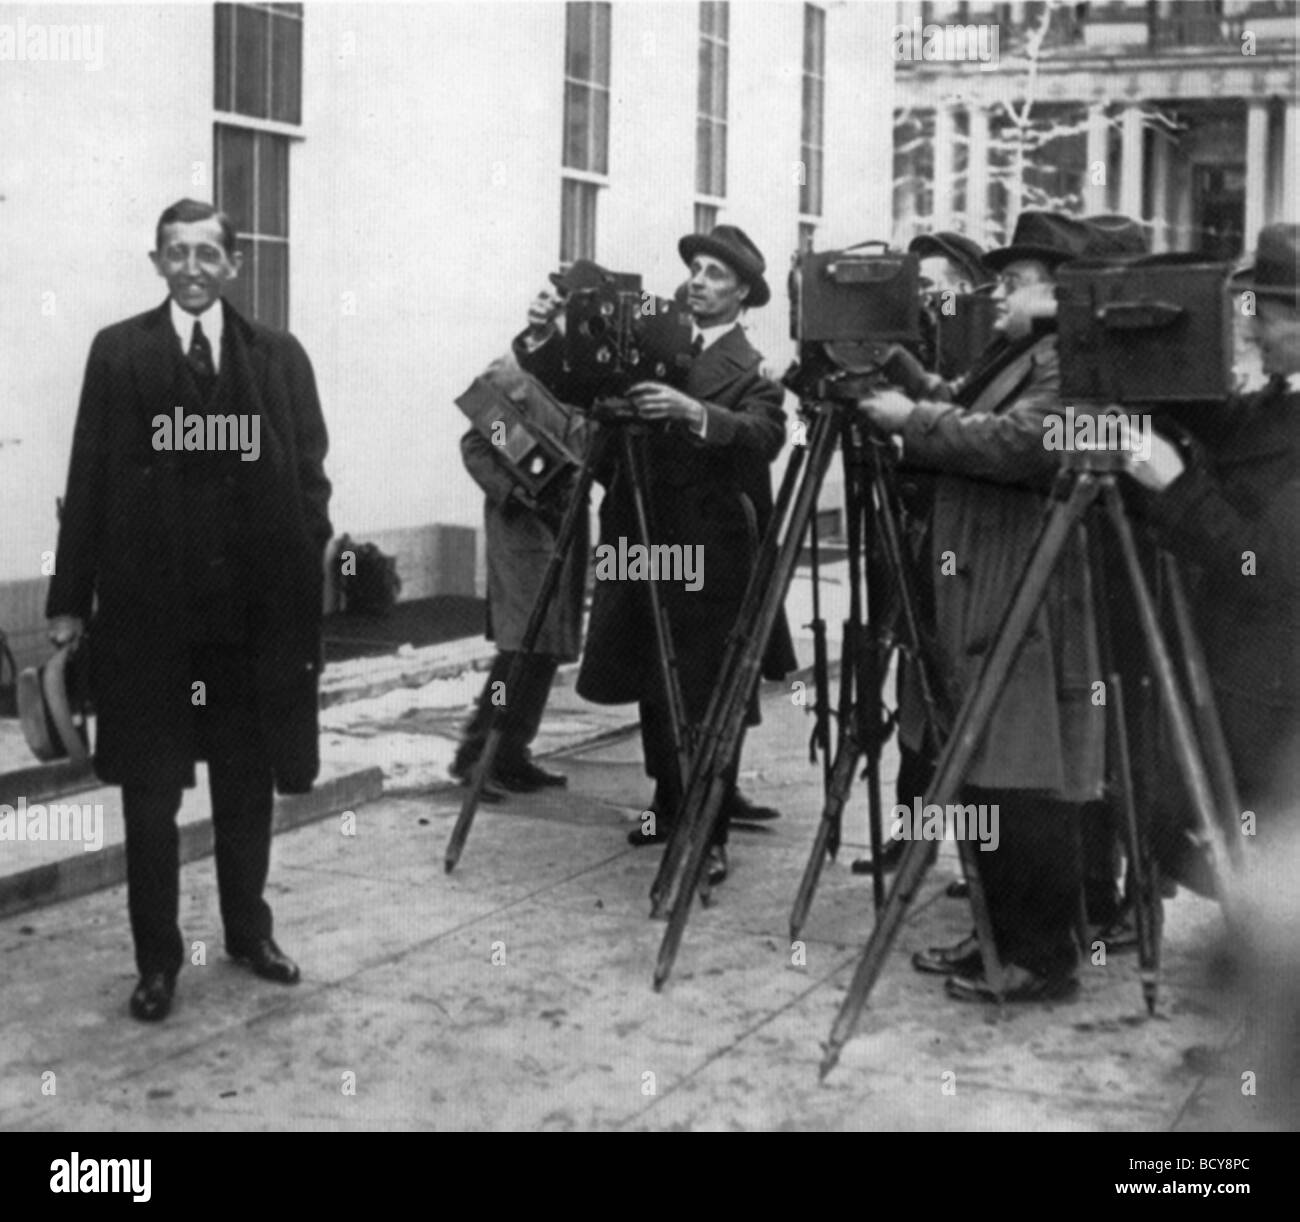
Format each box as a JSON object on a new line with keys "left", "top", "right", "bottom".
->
{"left": 444, "top": 436, "right": 602, "bottom": 872}
{"left": 1108, "top": 671, "right": 1161, "bottom": 1015}
{"left": 1100, "top": 483, "right": 1240, "bottom": 920}
{"left": 820, "top": 471, "right": 1104, "bottom": 1079}
{"left": 654, "top": 403, "right": 842, "bottom": 985}
{"left": 1159, "top": 552, "right": 1245, "bottom": 867}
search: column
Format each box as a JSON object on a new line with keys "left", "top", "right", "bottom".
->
{"left": 932, "top": 100, "right": 955, "bottom": 230}
{"left": 1149, "top": 130, "right": 1170, "bottom": 252}
{"left": 1282, "top": 100, "right": 1297, "bottom": 224}
{"left": 1119, "top": 104, "right": 1144, "bottom": 221}
{"left": 966, "top": 103, "right": 990, "bottom": 239}
{"left": 1084, "top": 102, "right": 1109, "bottom": 214}
{"left": 1244, "top": 98, "right": 1268, "bottom": 243}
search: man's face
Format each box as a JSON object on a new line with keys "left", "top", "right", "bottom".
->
{"left": 150, "top": 217, "right": 240, "bottom": 315}
{"left": 918, "top": 255, "right": 972, "bottom": 300}
{"left": 1252, "top": 298, "right": 1300, "bottom": 376}
{"left": 990, "top": 258, "right": 1056, "bottom": 340}
{"left": 686, "top": 254, "right": 749, "bottom": 327}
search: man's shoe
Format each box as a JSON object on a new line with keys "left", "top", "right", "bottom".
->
{"left": 628, "top": 820, "right": 675, "bottom": 847}
{"left": 912, "top": 931, "right": 982, "bottom": 978}
{"left": 1093, "top": 910, "right": 1142, "bottom": 953}
{"left": 727, "top": 792, "right": 780, "bottom": 823}
{"left": 495, "top": 759, "right": 567, "bottom": 793}
{"left": 944, "top": 963, "right": 1079, "bottom": 1004}
{"left": 129, "top": 971, "right": 176, "bottom": 1022}
{"left": 513, "top": 758, "right": 568, "bottom": 788}
{"left": 707, "top": 845, "right": 729, "bottom": 886}
{"left": 228, "top": 938, "right": 301, "bottom": 985}
{"left": 946, "top": 878, "right": 970, "bottom": 899}
{"left": 448, "top": 758, "right": 505, "bottom": 803}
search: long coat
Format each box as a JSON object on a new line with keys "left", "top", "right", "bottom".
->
{"left": 459, "top": 347, "right": 588, "bottom": 661}
{"left": 1143, "top": 379, "right": 1300, "bottom": 808}
{"left": 577, "top": 323, "right": 798, "bottom": 715}
{"left": 46, "top": 299, "right": 332, "bottom": 793}
{"left": 898, "top": 330, "right": 1105, "bottom": 800}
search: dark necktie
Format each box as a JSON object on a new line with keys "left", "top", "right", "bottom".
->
{"left": 188, "top": 321, "right": 216, "bottom": 390}
{"left": 689, "top": 333, "right": 705, "bottom": 359}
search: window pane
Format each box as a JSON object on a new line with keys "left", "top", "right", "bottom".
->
{"left": 270, "top": 12, "right": 302, "bottom": 124}
{"left": 257, "top": 240, "right": 289, "bottom": 331}
{"left": 714, "top": 43, "right": 728, "bottom": 118}
{"left": 804, "top": 5, "right": 825, "bottom": 74}
{"left": 697, "top": 41, "right": 712, "bottom": 115}
{"left": 561, "top": 178, "right": 597, "bottom": 263}
{"left": 591, "top": 87, "right": 609, "bottom": 176}
{"left": 257, "top": 132, "right": 289, "bottom": 237}
{"left": 216, "top": 124, "right": 256, "bottom": 233}
{"left": 695, "top": 201, "right": 718, "bottom": 234}
{"left": 714, "top": 121, "right": 726, "bottom": 196}
{"left": 716, "top": 0, "right": 729, "bottom": 41}
{"left": 227, "top": 236, "right": 257, "bottom": 320}
{"left": 696, "top": 117, "right": 712, "bottom": 195}
{"left": 566, "top": 3, "right": 591, "bottom": 81}
{"left": 214, "top": 3, "right": 234, "bottom": 111}
{"left": 233, "top": 4, "right": 269, "bottom": 118}
{"left": 563, "top": 81, "right": 589, "bottom": 170}
{"left": 592, "top": 2, "right": 611, "bottom": 86}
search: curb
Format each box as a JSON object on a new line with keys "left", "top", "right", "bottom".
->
{"left": 0, "top": 766, "right": 385, "bottom": 922}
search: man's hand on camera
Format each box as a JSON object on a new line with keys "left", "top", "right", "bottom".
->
{"left": 626, "top": 382, "right": 705, "bottom": 433}
{"left": 1127, "top": 431, "right": 1186, "bottom": 491}
{"left": 524, "top": 289, "right": 564, "bottom": 345}
{"left": 49, "top": 615, "right": 84, "bottom": 649}
{"left": 858, "top": 389, "right": 915, "bottom": 434}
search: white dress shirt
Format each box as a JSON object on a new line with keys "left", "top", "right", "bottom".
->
{"left": 170, "top": 298, "right": 224, "bottom": 373}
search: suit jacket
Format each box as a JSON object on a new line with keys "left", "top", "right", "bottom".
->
{"left": 897, "top": 329, "right": 1106, "bottom": 800}
{"left": 577, "top": 322, "right": 797, "bottom": 711}
{"left": 46, "top": 298, "right": 331, "bottom": 792}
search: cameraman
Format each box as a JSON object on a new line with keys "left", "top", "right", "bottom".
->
{"left": 576, "top": 225, "right": 796, "bottom": 885}
{"left": 1130, "top": 222, "right": 1300, "bottom": 865}
{"left": 858, "top": 212, "right": 1144, "bottom": 1004}
{"left": 450, "top": 263, "right": 605, "bottom": 797}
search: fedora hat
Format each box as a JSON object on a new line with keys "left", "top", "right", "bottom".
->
{"left": 1232, "top": 223, "right": 1299, "bottom": 303}
{"left": 549, "top": 258, "right": 615, "bottom": 295}
{"left": 908, "top": 230, "right": 989, "bottom": 286}
{"left": 984, "top": 210, "right": 1091, "bottom": 273}
{"left": 1080, "top": 213, "right": 1149, "bottom": 257}
{"left": 678, "top": 224, "right": 771, "bottom": 308}
{"left": 17, "top": 644, "right": 90, "bottom": 764}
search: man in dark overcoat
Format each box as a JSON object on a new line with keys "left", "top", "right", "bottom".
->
{"left": 576, "top": 225, "right": 797, "bottom": 883}
{"left": 860, "top": 212, "right": 1124, "bottom": 1002}
{"left": 46, "top": 199, "right": 331, "bottom": 1021}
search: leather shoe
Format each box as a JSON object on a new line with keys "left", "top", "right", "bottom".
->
{"left": 129, "top": 971, "right": 176, "bottom": 1022}
{"left": 912, "top": 931, "right": 982, "bottom": 978}
{"left": 706, "top": 845, "right": 729, "bottom": 886}
{"left": 946, "top": 878, "right": 970, "bottom": 899}
{"left": 495, "top": 759, "right": 567, "bottom": 793}
{"left": 944, "top": 963, "right": 1079, "bottom": 1004}
{"left": 727, "top": 792, "right": 780, "bottom": 823}
{"left": 628, "top": 818, "right": 675, "bottom": 847}
{"left": 228, "top": 937, "right": 301, "bottom": 985}
{"left": 448, "top": 758, "right": 504, "bottom": 803}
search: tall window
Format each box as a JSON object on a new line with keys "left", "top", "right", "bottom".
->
{"left": 696, "top": 2, "right": 729, "bottom": 209}
{"left": 800, "top": 4, "right": 825, "bottom": 219}
{"left": 561, "top": 2, "right": 611, "bottom": 263}
{"left": 213, "top": 3, "right": 302, "bottom": 330}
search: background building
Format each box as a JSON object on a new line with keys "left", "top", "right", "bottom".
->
{"left": 893, "top": 0, "right": 1297, "bottom": 254}
{"left": 0, "top": 1, "right": 897, "bottom": 667}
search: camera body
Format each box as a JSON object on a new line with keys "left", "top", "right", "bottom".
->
{"left": 563, "top": 274, "right": 694, "bottom": 410}
{"left": 1057, "top": 254, "right": 1234, "bottom": 406}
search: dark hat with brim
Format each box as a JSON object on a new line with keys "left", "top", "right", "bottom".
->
{"left": 17, "top": 645, "right": 89, "bottom": 764}
{"left": 678, "top": 224, "right": 771, "bottom": 308}
{"left": 1080, "top": 213, "right": 1149, "bottom": 258}
{"left": 984, "top": 210, "right": 1091, "bottom": 273}
{"left": 1231, "top": 223, "right": 1300, "bottom": 304}
{"left": 908, "top": 230, "right": 989, "bottom": 286}
{"left": 549, "top": 258, "right": 615, "bottom": 295}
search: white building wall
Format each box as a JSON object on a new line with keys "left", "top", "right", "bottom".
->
{"left": 1, "top": 0, "right": 896, "bottom": 583}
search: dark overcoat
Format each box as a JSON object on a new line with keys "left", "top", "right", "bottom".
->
{"left": 577, "top": 323, "right": 797, "bottom": 713}
{"left": 1143, "top": 379, "right": 1300, "bottom": 808}
{"left": 898, "top": 331, "right": 1106, "bottom": 800}
{"left": 459, "top": 349, "right": 588, "bottom": 660}
{"left": 46, "top": 299, "right": 332, "bottom": 793}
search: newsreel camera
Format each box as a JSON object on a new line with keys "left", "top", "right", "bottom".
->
{"left": 562, "top": 272, "right": 695, "bottom": 419}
